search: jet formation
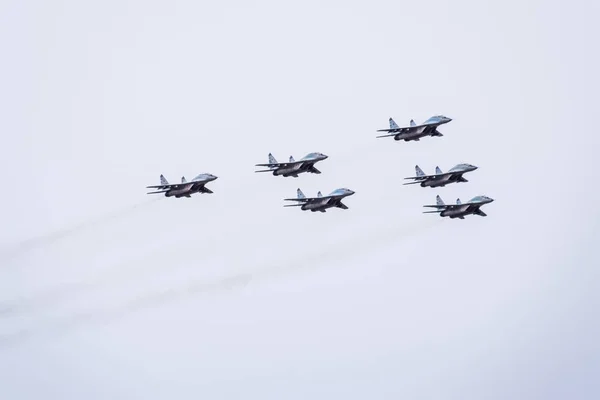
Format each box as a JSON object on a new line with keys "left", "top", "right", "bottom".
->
{"left": 145, "top": 114, "right": 493, "bottom": 219}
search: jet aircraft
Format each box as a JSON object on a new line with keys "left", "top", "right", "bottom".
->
{"left": 146, "top": 173, "right": 218, "bottom": 198}
{"left": 255, "top": 152, "right": 328, "bottom": 177}
{"left": 423, "top": 195, "right": 494, "bottom": 219}
{"left": 283, "top": 188, "right": 355, "bottom": 212}
{"left": 376, "top": 115, "right": 452, "bottom": 141}
{"left": 404, "top": 163, "right": 478, "bottom": 188}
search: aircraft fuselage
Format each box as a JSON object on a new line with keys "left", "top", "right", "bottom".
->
{"left": 440, "top": 205, "right": 488, "bottom": 219}
{"left": 301, "top": 198, "right": 346, "bottom": 212}
{"left": 165, "top": 182, "right": 212, "bottom": 198}
{"left": 274, "top": 163, "right": 303, "bottom": 177}
{"left": 421, "top": 173, "right": 467, "bottom": 187}
{"left": 394, "top": 125, "right": 443, "bottom": 141}
{"left": 273, "top": 162, "right": 318, "bottom": 177}
{"left": 165, "top": 183, "right": 194, "bottom": 197}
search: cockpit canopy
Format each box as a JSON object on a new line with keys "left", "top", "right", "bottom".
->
{"left": 470, "top": 195, "right": 492, "bottom": 203}
{"left": 302, "top": 152, "right": 326, "bottom": 160}
{"left": 329, "top": 188, "right": 353, "bottom": 196}
{"left": 425, "top": 115, "right": 451, "bottom": 124}
{"left": 449, "top": 163, "right": 476, "bottom": 172}
{"left": 192, "top": 173, "right": 216, "bottom": 181}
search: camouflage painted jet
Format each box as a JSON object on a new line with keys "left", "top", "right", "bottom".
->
{"left": 146, "top": 173, "right": 218, "bottom": 198}
{"left": 376, "top": 115, "right": 452, "bottom": 141}
{"left": 404, "top": 163, "right": 478, "bottom": 188}
{"left": 423, "top": 195, "right": 494, "bottom": 219}
{"left": 283, "top": 188, "right": 355, "bottom": 212}
{"left": 255, "top": 152, "right": 328, "bottom": 177}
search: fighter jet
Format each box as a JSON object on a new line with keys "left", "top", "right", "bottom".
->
{"left": 423, "top": 195, "right": 494, "bottom": 219}
{"left": 146, "top": 173, "right": 218, "bottom": 198}
{"left": 376, "top": 115, "right": 452, "bottom": 141}
{"left": 404, "top": 163, "right": 478, "bottom": 188}
{"left": 283, "top": 188, "right": 355, "bottom": 212}
{"left": 255, "top": 152, "right": 328, "bottom": 177}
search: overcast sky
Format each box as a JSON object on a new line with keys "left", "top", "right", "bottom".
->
{"left": 1, "top": 0, "right": 599, "bottom": 398}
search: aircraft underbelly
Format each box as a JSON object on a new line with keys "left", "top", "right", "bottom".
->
{"left": 302, "top": 199, "right": 330, "bottom": 210}
{"left": 400, "top": 126, "right": 430, "bottom": 139}
{"left": 278, "top": 164, "right": 303, "bottom": 175}
{"left": 169, "top": 183, "right": 194, "bottom": 195}
{"left": 443, "top": 205, "right": 470, "bottom": 216}
{"left": 426, "top": 176, "right": 451, "bottom": 187}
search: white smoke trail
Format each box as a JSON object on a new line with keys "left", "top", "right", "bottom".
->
{"left": 0, "top": 217, "right": 441, "bottom": 347}
{"left": 0, "top": 197, "right": 163, "bottom": 264}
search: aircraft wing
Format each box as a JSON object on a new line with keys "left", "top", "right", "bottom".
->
{"left": 255, "top": 160, "right": 305, "bottom": 168}
{"left": 146, "top": 182, "right": 193, "bottom": 190}
{"left": 403, "top": 171, "right": 456, "bottom": 180}
{"left": 422, "top": 203, "right": 463, "bottom": 209}
{"left": 376, "top": 124, "right": 426, "bottom": 133}
{"left": 377, "top": 127, "right": 408, "bottom": 133}
{"left": 283, "top": 195, "right": 333, "bottom": 202}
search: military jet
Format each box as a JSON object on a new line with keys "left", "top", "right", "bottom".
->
{"left": 423, "top": 195, "right": 494, "bottom": 219}
{"left": 376, "top": 115, "right": 452, "bottom": 141}
{"left": 404, "top": 163, "right": 478, "bottom": 188}
{"left": 283, "top": 188, "right": 355, "bottom": 212}
{"left": 255, "top": 152, "right": 328, "bottom": 177}
{"left": 146, "top": 173, "right": 218, "bottom": 198}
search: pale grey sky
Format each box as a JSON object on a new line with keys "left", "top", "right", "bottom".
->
{"left": 1, "top": 0, "right": 598, "bottom": 399}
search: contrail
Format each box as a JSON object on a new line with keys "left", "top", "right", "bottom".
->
{"left": 0, "top": 228, "right": 228, "bottom": 317}
{"left": 0, "top": 214, "right": 435, "bottom": 317}
{"left": 0, "top": 217, "right": 440, "bottom": 347}
{"left": 0, "top": 198, "right": 163, "bottom": 263}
